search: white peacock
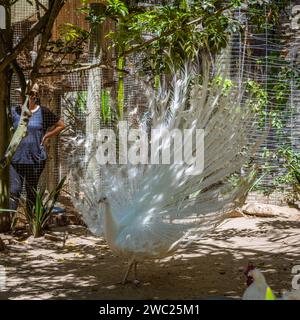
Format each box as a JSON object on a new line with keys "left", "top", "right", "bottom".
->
{"left": 70, "top": 57, "right": 264, "bottom": 284}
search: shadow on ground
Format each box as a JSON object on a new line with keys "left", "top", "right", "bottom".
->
{"left": 0, "top": 215, "right": 299, "bottom": 300}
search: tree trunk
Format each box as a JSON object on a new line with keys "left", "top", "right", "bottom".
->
{"left": 85, "top": 3, "right": 105, "bottom": 181}
{"left": 0, "top": 6, "right": 12, "bottom": 232}
{"left": 0, "top": 71, "right": 12, "bottom": 232}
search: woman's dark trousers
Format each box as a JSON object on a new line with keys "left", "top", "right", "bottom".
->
{"left": 9, "top": 162, "right": 46, "bottom": 215}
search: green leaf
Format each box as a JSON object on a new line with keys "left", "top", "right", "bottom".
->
{"left": 27, "top": 177, "right": 67, "bottom": 237}
{"left": 101, "top": 90, "right": 112, "bottom": 124}
{"left": 107, "top": 0, "right": 129, "bottom": 17}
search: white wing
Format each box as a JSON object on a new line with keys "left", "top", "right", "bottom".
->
{"left": 113, "top": 217, "right": 190, "bottom": 259}
{"left": 242, "top": 283, "right": 268, "bottom": 300}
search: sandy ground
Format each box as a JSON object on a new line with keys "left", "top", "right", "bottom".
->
{"left": 0, "top": 207, "right": 300, "bottom": 300}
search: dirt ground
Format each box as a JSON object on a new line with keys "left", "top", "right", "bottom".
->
{"left": 0, "top": 205, "right": 300, "bottom": 300}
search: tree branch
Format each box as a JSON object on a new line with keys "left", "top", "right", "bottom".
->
{"left": 121, "top": 3, "right": 236, "bottom": 58}
{"left": 30, "top": 0, "right": 66, "bottom": 83}
{"left": 36, "top": 0, "right": 48, "bottom": 13}
{"left": 36, "top": 61, "right": 130, "bottom": 77}
{"left": 36, "top": 3, "right": 235, "bottom": 78}
{"left": 0, "top": 26, "right": 26, "bottom": 98}
{"left": 0, "top": 96, "right": 31, "bottom": 172}
{"left": 0, "top": 0, "right": 66, "bottom": 172}
{"left": 0, "top": 4, "right": 52, "bottom": 74}
{"left": 11, "top": 60, "right": 27, "bottom": 99}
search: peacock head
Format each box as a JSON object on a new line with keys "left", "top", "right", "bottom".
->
{"left": 98, "top": 196, "right": 109, "bottom": 205}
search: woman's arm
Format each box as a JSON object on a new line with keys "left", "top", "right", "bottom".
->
{"left": 41, "top": 120, "right": 65, "bottom": 145}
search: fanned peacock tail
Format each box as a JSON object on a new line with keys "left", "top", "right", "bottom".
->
{"left": 69, "top": 53, "right": 266, "bottom": 249}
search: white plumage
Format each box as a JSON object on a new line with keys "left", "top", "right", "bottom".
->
{"left": 70, "top": 57, "right": 264, "bottom": 284}
{"left": 98, "top": 196, "right": 186, "bottom": 283}
{"left": 242, "top": 267, "right": 300, "bottom": 300}
{"left": 242, "top": 269, "right": 272, "bottom": 300}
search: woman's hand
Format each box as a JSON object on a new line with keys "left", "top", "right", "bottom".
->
{"left": 41, "top": 133, "right": 51, "bottom": 146}
{"left": 41, "top": 120, "right": 65, "bottom": 145}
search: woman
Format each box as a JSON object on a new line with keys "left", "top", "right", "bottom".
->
{"left": 10, "top": 83, "right": 65, "bottom": 215}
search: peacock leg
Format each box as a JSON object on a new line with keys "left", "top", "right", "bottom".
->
{"left": 133, "top": 262, "right": 140, "bottom": 286}
{"left": 121, "top": 259, "right": 134, "bottom": 284}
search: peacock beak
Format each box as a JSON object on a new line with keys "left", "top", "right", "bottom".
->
{"left": 98, "top": 197, "right": 107, "bottom": 204}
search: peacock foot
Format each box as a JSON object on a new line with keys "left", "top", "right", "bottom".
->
{"left": 117, "top": 279, "right": 141, "bottom": 286}
{"left": 117, "top": 279, "right": 131, "bottom": 285}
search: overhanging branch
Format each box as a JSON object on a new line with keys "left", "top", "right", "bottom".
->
{"left": 30, "top": 0, "right": 66, "bottom": 83}
{"left": 36, "top": 61, "right": 129, "bottom": 77}
{"left": 0, "top": 1, "right": 60, "bottom": 74}
{"left": 0, "top": 0, "right": 66, "bottom": 173}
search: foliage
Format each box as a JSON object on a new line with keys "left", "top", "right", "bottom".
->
{"left": 228, "top": 172, "right": 241, "bottom": 187}
{"left": 245, "top": 71, "right": 298, "bottom": 133}
{"left": 245, "top": 79, "right": 268, "bottom": 127}
{"left": 106, "top": 0, "right": 129, "bottom": 17}
{"left": 79, "top": 0, "right": 245, "bottom": 77}
{"left": 246, "top": 0, "right": 289, "bottom": 32}
{"left": 272, "top": 147, "right": 300, "bottom": 202}
{"left": 101, "top": 89, "right": 112, "bottom": 124}
{"left": 0, "top": 0, "right": 67, "bottom": 221}
{"left": 264, "top": 61, "right": 300, "bottom": 135}
{"left": 117, "top": 56, "right": 125, "bottom": 119}
{"left": 225, "top": 71, "right": 298, "bottom": 200}
{"left": 62, "top": 91, "right": 87, "bottom": 137}
{"left": 253, "top": 146, "right": 300, "bottom": 202}
{"left": 213, "top": 76, "right": 234, "bottom": 95}
{"left": 47, "top": 23, "right": 90, "bottom": 59}
{"left": 246, "top": 0, "right": 299, "bottom": 199}
{"left": 27, "top": 176, "right": 67, "bottom": 238}
{"left": 76, "top": 91, "right": 88, "bottom": 112}
{"left": 77, "top": 0, "right": 297, "bottom": 202}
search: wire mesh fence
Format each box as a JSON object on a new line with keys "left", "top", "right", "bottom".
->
{"left": 7, "top": 0, "right": 300, "bottom": 208}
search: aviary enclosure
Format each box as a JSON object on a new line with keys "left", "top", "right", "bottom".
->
{"left": 0, "top": 0, "right": 299, "bottom": 300}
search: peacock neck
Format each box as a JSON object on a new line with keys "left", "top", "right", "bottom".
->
{"left": 103, "top": 202, "right": 120, "bottom": 242}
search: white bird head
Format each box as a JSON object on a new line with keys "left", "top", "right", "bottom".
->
{"left": 247, "top": 268, "right": 267, "bottom": 287}
{"left": 98, "top": 196, "right": 109, "bottom": 205}
{"left": 244, "top": 263, "right": 256, "bottom": 286}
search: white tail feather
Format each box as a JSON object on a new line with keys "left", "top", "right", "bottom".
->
{"left": 69, "top": 58, "right": 264, "bottom": 270}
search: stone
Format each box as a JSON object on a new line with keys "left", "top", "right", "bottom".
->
{"left": 242, "top": 203, "right": 300, "bottom": 219}
{"left": 226, "top": 209, "right": 244, "bottom": 218}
